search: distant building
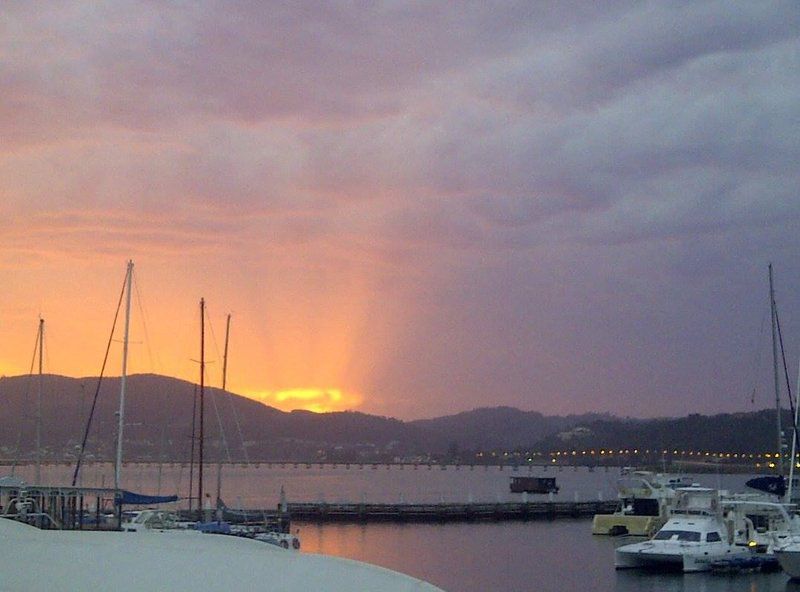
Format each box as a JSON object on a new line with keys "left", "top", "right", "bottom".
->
{"left": 557, "top": 426, "right": 592, "bottom": 442}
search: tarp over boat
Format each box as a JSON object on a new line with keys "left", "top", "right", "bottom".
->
{"left": 116, "top": 490, "right": 179, "bottom": 505}
{"left": 745, "top": 476, "right": 786, "bottom": 497}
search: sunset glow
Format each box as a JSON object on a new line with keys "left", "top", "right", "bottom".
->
{"left": 1, "top": 3, "right": 798, "bottom": 420}
{"left": 247, "top": 389, "right": 364, "bottom": 414}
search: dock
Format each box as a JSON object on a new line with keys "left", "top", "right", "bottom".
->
{"left": 284, "top": 500, "right": 618, "bottom": 523}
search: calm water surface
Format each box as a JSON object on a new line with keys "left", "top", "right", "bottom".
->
{"left": 297, "top": 519, "right": 793, "bottom": 592}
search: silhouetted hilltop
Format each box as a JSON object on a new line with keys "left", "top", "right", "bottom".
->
{"left": 535, "top": 410, "right": 788, "bottom": 455}
{"left": 409, "top": 407, "right": 610, "bottom": 451}
{"left": 0, "top": 374, "right": 785, "bottom": 463}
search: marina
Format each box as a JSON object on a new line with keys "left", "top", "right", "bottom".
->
{"left": 4, "top": 458, "right": 800, "bottom": 590}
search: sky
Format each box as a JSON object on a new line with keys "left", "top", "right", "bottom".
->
{"left": 1, "top": 1, "right": 799, "bottom": 420}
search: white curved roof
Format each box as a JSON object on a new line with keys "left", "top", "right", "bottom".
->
{"left": 0, "top": 518, "right": 445, "bottom": 592}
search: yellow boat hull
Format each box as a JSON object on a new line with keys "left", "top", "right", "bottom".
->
{"left": 591, "top": 514, "right": 664, "bottom": 536}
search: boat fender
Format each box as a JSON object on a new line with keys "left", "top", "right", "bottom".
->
{"left": 292, "top": 538, "right": 301, "bottom": 550}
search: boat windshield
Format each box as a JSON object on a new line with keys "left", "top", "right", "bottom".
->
{"left": 653, "top": 530, "right": 701, "bottom": 542}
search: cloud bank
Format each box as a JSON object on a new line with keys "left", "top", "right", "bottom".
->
{"left": 1, "top": 1, "right": 798, "bottom": 418}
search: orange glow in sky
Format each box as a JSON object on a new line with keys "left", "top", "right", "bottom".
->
{"left": 0, "top": 255, "right": 384, "bottom": 416}
{"left": 247, "top": 389, "right": 363, "bottom": 414}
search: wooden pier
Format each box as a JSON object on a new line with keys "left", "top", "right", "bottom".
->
{"left": 285, "top": 500, "right": 618, "bottom": 523}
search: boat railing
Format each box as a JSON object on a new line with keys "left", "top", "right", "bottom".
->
{"left": 618, "top": 487, "right": 659, "bottom": 499}
{"left": 1, "top": 511, "right": 61, "bottom": 529}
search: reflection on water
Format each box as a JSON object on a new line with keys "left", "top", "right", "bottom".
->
{"left": 297, "top": 519, "right": 791, "bottom": 592}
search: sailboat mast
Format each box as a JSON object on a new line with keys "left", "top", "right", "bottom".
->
{"left": 35, "top": 318, "right": 44, "bottom": 484}
{"left": 114, "top": 260, "right": 134, "bottom": 491}
{"left": 198, "top": 297, "right": 206, "bottom": 515}
{"left": 788, "top": 359, "right": 800, "bottom": 502}
{"left": 222, "top": 314, "right": 230, "bottom": 392}
{"left": 769, "top": 263, "right": 784, "bottom": 476}
{"left": 216, "top": 313, "right": 231, "bottom": 512}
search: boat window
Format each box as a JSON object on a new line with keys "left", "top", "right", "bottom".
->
{"left": 653, "top": 530, "right": 701, "bottom": 542}
{"left": 706, "top": 532, "right": 722, "bottom": 542}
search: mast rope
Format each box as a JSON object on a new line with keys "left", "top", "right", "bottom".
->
{"left": 71, "top": 270, "right": 127, "bottom": 486}
{"left": 775, "top": 307, "right": 798, "bottom": 456}
{"left": 9, "top": 327, "right": 42, "bottom": 475}
{"left": 132, "top": 269, "right": 160, "bottom": 373}
{"left": 750, "top": 309, "right": 768, "bottom": 405}
{"left": 188, "top": 384, "right": 198, "bottom": 512}
{"left": 207, "top": 311, "right": 249, "bottom": 464}
{"left": 206, "top": 313, "right": 232, "bottom": 463}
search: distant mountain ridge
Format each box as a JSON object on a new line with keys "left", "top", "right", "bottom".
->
{"left": 0, "top": 373, "right": 784, "bottom": 463}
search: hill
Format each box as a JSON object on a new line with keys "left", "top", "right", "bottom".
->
{"left": 0, "top": 374, "right": 786, "bottom": 464}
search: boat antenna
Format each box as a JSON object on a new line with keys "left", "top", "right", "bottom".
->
{"left": 72, "top": 262, "right": 129, "bottom": 487}
{"left": 35, "top": 317, "right": 44, "bottom": 484}
{"left": 769, "top": 263, "right": 784, "bottom": 476}
{"left": 114, "top": 260, "right": 134, "bottom": 491}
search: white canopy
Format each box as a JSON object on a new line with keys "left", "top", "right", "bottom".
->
{"left": 0, "top": 518, "right": 444, "bottom": 591}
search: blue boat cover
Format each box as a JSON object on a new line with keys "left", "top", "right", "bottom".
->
{"left": 745, "top": 475, "right": 786, "bottom": 497}
{"left": 116, "top": 490, "right": 179, "bottom": 505}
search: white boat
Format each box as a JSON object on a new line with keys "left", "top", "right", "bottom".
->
{"left": 592, "top": 470, "right": 692, "bottom": 536}
{"left": 0, "top": 517, "right": 445, "bottom": 591}
{"left": 614, "top": 487, "right": 751, "bottom": 572}
{"left": 120, "top": 509, "right": 193, "bottom": 532}
{"left": 776, "top": 540, "right": 800, "bottom": 578}
{"left": 121, "top": 508, "right": 302, "bottom": 550}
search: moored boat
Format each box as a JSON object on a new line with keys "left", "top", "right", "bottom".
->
{"left": 614, "top": 486, "right": 750, "bottom": 572}
{"left": 592, "top": 470, "right": 691, "bottom": 536}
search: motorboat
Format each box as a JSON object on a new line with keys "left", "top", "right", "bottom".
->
{"left": 0, "top": 517, "right": 444, "bottom": 591}
{"left": 614, "top": 486, "right": 750, "bottom": 572}
{"left": 723, "top": 496, "right": 800, "bottom": 551}
{"left": 775, "top": 539, "right": 800, "bottom": 578}
{"left": 592, "top": 470, "right": 692, "bottom": 536}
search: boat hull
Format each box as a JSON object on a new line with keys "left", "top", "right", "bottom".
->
{"left": 615, "top": 541, "right": 750, "bottom": 573}
{"left": 776, "top": 548, "right": 800, "bottom": 579}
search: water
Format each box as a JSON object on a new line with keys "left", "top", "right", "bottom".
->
{"left": 297, "top": 520, "right": 792, "bottom": 592}
{"left": 16, "top": 462, "right": 758, "bottom": 506}
{"left": 10, "top": 463, "right": 796, "bottom": 591}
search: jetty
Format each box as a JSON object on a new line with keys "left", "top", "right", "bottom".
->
{"left": 284, "top": 500, "right": 618, "bottom": 523}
